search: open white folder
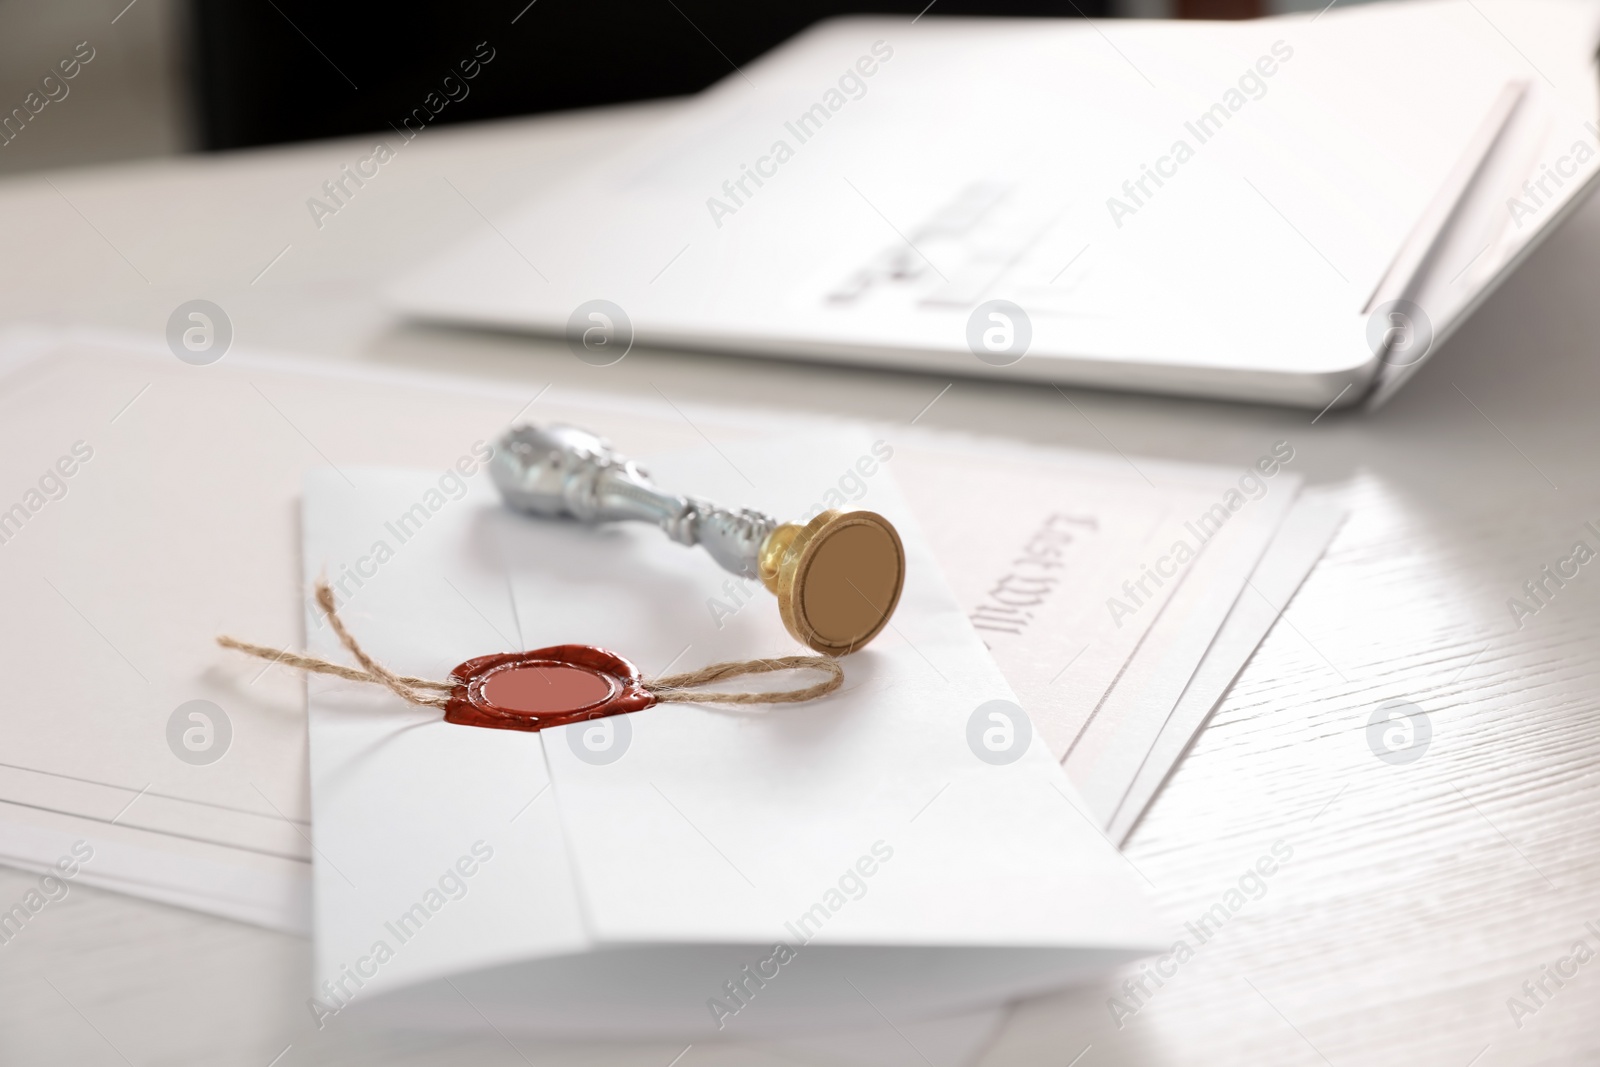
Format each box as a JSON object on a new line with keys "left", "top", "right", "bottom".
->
{"left": 300, "top": 432, "right": 1166, "bottom": 1039}
{"left": 391, "top": 1, "right": 1600, "bottom": 408}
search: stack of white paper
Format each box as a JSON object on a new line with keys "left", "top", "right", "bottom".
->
{"left": 893, "top": 431, "right": 1343, "bottom": 841}
{"left": 0, "top": 330, "right": 1339, "bottom": 1047}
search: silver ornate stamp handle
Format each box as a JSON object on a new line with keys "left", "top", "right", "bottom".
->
{"left": 489, "top": 423, "right": 777, "bottom": 579}
{"left": 489, "top": 422, "right": 906, "bottom": 656}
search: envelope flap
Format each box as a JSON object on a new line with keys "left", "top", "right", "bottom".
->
{"left": 301, "top": 429, "right": 1165, "bottom": 1012}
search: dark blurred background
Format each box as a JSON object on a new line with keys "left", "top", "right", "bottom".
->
{"left": 191, "top": 1, "right": 1127, "bottom": 152}
{"left": 0, "top": 0, "right": 1367, "bottom": 176}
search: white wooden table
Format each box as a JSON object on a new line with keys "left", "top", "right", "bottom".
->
{"left": 1, "top": 100, "right": 1596, "bottom": 1067}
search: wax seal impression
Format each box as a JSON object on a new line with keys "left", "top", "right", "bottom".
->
{"left": 445, "top": 645, "right": 655, "bottom": 732}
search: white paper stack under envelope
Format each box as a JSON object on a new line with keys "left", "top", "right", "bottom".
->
{"left": 0, "top": 332, "right": 1339, "bottom": 1022}
{"left": 894, "top": 432, "right": 1343, "bottom": 842}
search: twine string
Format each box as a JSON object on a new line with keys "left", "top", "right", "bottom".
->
{"left": 650, "top": 656, "right": 842, "bottom": 704}
{"left": 214, "top": 637, "right": 455, "bottom": 708}
{"left": 217, "top": 580, "right": 843, "bottom": 710}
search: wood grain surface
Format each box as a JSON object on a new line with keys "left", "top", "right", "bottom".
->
{"left": 0, "top": 97, "right": 1596, "bottom": 1067}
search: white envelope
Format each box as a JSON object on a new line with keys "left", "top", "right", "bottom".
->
{"left": 301, "top": 430, "right": 1165, "bottom": 1039}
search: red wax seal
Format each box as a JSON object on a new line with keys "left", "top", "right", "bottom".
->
{"left": 444, "top": 645, "right": 656, "bottom": 733}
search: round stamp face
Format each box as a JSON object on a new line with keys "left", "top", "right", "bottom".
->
{"left": 787, "top": 511, "right": 905, "bottom": 656}
{"left": 445, "top": 646, "right": 654, "bottom": 732}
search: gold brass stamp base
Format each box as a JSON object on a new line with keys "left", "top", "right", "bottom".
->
{"left": 758, "top": 510, "right": 906, "bottom": 656}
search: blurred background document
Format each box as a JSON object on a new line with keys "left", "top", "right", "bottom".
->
{"left": 394, "top": 1, "right": 1600, "bottom": 408}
